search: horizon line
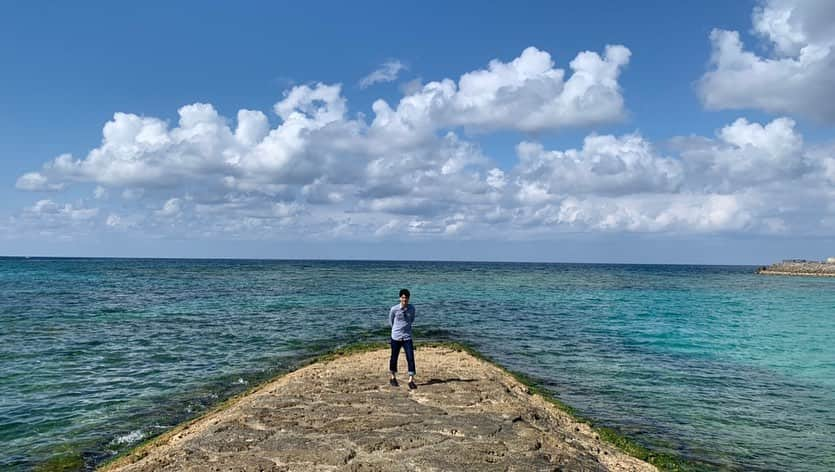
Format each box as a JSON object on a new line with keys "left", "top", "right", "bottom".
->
{"left": 0, "top": 254, "right": 760, "bottom": 267}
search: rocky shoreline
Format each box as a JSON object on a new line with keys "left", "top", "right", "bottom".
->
{"left": 757, "top": 260, "right": 835, "bottom": 277}
{"left": 99, "top": 345, "right": 657, "bottom": 472}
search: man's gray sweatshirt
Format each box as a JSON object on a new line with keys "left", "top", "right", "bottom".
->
{"left": 389, "top": 303, "right": 416, "bottom": 340}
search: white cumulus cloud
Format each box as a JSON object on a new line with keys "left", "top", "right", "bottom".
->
{"left": 513, "top": 133, "right": 683, "bottom": 198}
{"left": 12, "top": 43, "right": 835, "bottom": 241}
{"left": 359, "top": 60, "right": 407, "bottom": 89}
{"left": 371, "top": 45, "right": 631, "bottom": 134}
{"left": 676, "top": 117, "right": 809, "bottom": 191}
{"left": 699, "top": 0, "right": 835, "bottom": 121}
{"left": 16, "top": 172, "right": 64, "bottom": 191}
{"left": 549, "top": 193, "right": 754, "bottom": 233}
{"left": 156, "top": 198, "right": 183, "bottom": 217}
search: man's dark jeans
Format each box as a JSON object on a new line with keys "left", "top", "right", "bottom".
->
{"left": 390, "top": 338, "right": 416, "bottom": 376}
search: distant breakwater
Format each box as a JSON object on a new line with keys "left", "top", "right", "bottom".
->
{"left": 757, "top": 260, "right": 835, "bottom": 277}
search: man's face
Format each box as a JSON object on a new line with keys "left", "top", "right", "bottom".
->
{"left": 400, "top": 294, "right": 409, "bottom": 306}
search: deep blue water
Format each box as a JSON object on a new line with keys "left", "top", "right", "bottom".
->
{"left": 1, "top": 258, "right": 833, "bottom": 471}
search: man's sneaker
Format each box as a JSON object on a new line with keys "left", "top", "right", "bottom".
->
{"left": 408, "top": 380, "right": 417, "bottom": 390}
{"left": 389, "top": 378, "right": 399, "bottom": 387}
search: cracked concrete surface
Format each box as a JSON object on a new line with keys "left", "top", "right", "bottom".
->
{"left": 101, "top": 347, "right": 656, "bottom": 472}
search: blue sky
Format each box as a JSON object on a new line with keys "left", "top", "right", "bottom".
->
{"left": 2, "top": 1, "right": 834, "bottom": 263}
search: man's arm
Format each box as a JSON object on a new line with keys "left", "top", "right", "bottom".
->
{"left": 389, "top": 307, "right": 395, "bottom": 327}
{"left": 407, "top": 305, "right": 416, "bottom": 323}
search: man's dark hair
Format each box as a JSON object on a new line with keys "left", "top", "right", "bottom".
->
{"left": 399, "top": 288, "right": 410, "bottom": 298}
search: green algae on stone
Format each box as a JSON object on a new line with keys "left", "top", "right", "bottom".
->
{"left": 33, "top": 453, "right": 85, "bottom": 472}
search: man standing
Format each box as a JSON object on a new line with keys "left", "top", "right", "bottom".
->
{"left": 389, "top": 288, "right": 417, "bottom": 389}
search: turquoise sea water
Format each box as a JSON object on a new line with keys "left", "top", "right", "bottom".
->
{"left": 1, "top": 258, "right": 834, "bottom": 471}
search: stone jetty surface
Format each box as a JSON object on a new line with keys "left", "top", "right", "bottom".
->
{"left": 101, "top": 346, "right": 656, "bottom": 472}
{"left": 757, "top": 260, "right": 835, "bottom": 277}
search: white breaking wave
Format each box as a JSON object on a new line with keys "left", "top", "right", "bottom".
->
{"left": 110, "top": 429, "right": 145, "bottom": 445}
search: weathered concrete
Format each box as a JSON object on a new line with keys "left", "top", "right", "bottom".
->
{"left": 101, "top": 347, "right": 656, "bottom": 472}
{"left": 757, "top": 261, "right": 835, "bottom": 277}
